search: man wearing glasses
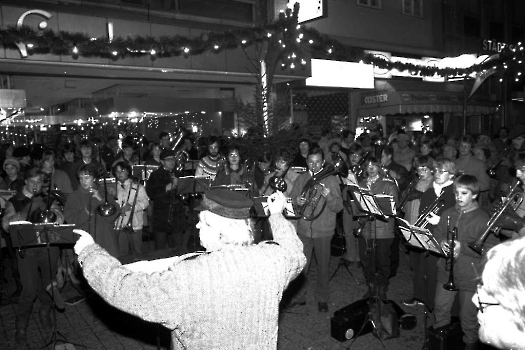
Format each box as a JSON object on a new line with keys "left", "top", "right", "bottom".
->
{"left": 474, "top": 237, "right": 525, "bottom": 350}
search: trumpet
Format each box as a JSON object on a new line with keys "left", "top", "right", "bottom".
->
{"left": 443, "top": 220, "right": 458, "bottom": 291}
{"left": 486, "top": 146, "right": 512, "bottom": 178}
{"left": 468, "top": 179, "right": 524, "bottom": 254}
{"left": 414, "top": 192, "right": 445, "bottom": 228}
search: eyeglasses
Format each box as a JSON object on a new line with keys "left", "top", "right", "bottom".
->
{"left": 433, "top": 168, "right": 449, "bottom": 174}
{"left": 417, "top": 167, "right": 430, "bottom": 172}
{"left": 476, "top": 284, "right": 500, "bottom": 313}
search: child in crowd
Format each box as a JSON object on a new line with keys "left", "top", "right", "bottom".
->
{"left": 432, "top": 174, "right": 499, "bottom": 350}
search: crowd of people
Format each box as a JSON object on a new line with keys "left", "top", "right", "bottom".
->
{"left": 1, "top": 125, "right": 525, "bottom": 349}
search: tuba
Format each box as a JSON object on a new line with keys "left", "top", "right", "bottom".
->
{"left": 468, "top": 179, "right": 524, "bottom": 254}
{"left": 297, "top": 154, "right": 348, "bottom": 221}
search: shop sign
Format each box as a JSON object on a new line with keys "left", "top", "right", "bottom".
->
{"left": 361, "top": 93, "right": 389, "bottom": 105}
{"left": 482, "top": 39, "right": 516, "bottom": 53}
{"left": 400, "top": 93, "right": 460, "bottom": 103}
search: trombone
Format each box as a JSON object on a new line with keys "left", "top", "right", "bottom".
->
{"left": 414, "top": 192, "right": 445, "bottom": 228}
{"left": 468, "top": 179, "right": 524, "bottom": 254}
{"left": 115, "top": 178, "right": 140, "bottom": 233}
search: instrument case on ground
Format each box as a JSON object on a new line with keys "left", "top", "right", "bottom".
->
{"left": 331, "top": 298, "right": 372, "bottom": 341}
{"left": 331, "top": 298, "right": 417, "bottom": 342}
{"left": 428, "top": 321, "right": 463, "bottom": 350}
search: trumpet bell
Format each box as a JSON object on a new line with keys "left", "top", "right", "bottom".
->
{"left": 97, "top": 202, "right": 118, "bottom": 217}
{"left": 37, "top": 210, "right": 57, "bottom": 224}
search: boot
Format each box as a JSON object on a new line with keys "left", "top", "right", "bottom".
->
{"left": 39, "top": 308, "right": 53, "bottom": 332}
{"left": 377, "top": 285, "right": 387, "bottom": 300}
{"left": 14, "top": 316, "right": 28, "bottom": 345}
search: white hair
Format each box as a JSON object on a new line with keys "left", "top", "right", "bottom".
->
{"left": 199, "top": 211, "right": 254, "bottom": 246}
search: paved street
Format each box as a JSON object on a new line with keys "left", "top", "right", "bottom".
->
{"left": 1, "top": 240, "right": 431, "bottom": 350}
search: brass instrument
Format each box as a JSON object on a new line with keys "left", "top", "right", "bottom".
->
{"left": 261, "top": 163, "right": 291, "bottom": 195}
{"left": 372, "top": 137, "right": 386, "bottom": 159}
{"left": 443, "top": 217, "right": 458, "bottom": 291}
{"left": 122, "top": 178, "right": 140, "bottom": 233}
{"left": 172, "top": 129, "right": 189, "bottom": 177}
{"left": 97, "top": 171, "right": 118, "bottom": 217}
{"left": 486, "top": 146, "right": 513, "bottom": 178}
{"left": 353, "top": 216, "right": 369, "bottom": 238}
{"left": 36, "top": 175, "right": 57, "bottom": 224}
{"left": 297, "top": 154, "right": 349, "bottom": 221}
{"left": 350, "top": 150, "right": 370, "bottom": 180}
{"left": 397, "top": 177, "right": 419, "bottom": 211}
{"left": 414, "top": 192, "right": 445, "bottom": 228}
{"left": 468, "top": 179, "right": 524, "bottom": 254}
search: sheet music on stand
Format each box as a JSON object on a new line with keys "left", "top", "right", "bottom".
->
{"left": 396, "top": 217, "right": 446, "bottom": 258}
{"left": 252, "top": 196, "right": 298, "bottom": 218}
{"left": 132, "top": 165, "right": 159, "bottom": 182}
{"left": 8, "top": 222, "right": 77, "bottom": 248}
{"left": 348, "top": 186, "right": 396, "bottom": 219}
{"left": 177, "top": 176, "right": 211, "bottom": 195}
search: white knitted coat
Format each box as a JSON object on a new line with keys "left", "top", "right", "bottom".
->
{"left": 79, "top": 213, "right": 306, "bottom": 349}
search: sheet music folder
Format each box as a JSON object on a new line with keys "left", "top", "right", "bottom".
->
{"left": 348, "top": 186, "right": 397, "bottom": 218}
{"left": 176, "top": 176, "right": 211, "bottom": 195}
{"left": 252, "top": 196, "right": 298, "bottom": 218}
{"left": 9, "top": 222, "right": 76, "bottom": 249}
{"left": 396, "top": 217, "right": 446, "bottom": 258}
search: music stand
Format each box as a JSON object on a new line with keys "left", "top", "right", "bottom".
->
{"left": 396, "top": 217, "right": 446, "bottom": 350}
{"left": 345, "top": 185, "right": 397, "bottom": 350}
{"left": 177, "top": 176, "right": 211, "bottom": 251}
{"left": 9, "top": 223, "right": 87, "bottom": 349}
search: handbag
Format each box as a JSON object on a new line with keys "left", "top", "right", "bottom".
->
{"left": 370, "top": 298, "right": 400, "bottom": 340}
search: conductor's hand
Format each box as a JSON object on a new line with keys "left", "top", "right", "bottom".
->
{"left": 268, "top": 191, "right": 286, "bottom": 215}
{"left": 74, "top": 229, "right": 95, "bottom": 255}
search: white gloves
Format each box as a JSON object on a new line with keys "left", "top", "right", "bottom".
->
{"left": 73, "top": 229, "right": 95, "bottom": 255}
{"left": 267, "top": 191, "right": 286, "bottom": 215}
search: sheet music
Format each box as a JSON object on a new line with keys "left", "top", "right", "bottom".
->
{"left": 375, "top": 194, "right": 397, "bottom": 216}
{"left": 342, "top": 172, "right": 359, "bottom": 187}
{"left": 396, "top": 217, "right": 446, "bottom": 257}
{"left": 352, "top": 190, "right": 383, "bottom": 216}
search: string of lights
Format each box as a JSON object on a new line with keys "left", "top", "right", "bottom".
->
{"left": 1, "top": 6, "right": 524, "bottom": 80}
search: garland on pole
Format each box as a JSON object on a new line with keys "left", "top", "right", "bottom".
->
{"left": 0, "top": 7, "right": 524, "bottom": 80}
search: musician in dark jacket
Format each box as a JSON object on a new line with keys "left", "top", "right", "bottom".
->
{"left": 2, "top": 168, "right": 64, "bottom": 345}
{"left": 146, "top": 150, "right": 186, "bottom": 251}
{"left": 357, "top": 157, "right": 399, "bottom": 300}
{"left": 403, "top": 158, "right": 456, "bottom": 309}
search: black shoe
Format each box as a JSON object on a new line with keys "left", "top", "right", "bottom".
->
{"left": 318, "top": 302, "right": 328, "bottom": 312}
{"left": 402, "top": 298, "right": 424, "bottom": 307}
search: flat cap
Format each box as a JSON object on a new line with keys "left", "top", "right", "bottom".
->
{"left": 196, "top": 188, "right": 254, "bottom": 219}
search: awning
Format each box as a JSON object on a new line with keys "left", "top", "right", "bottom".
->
{"left": 358, "top": 80, "right": 494, "bottom": 117}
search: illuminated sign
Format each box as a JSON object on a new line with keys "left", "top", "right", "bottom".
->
{"left": 482, "top": 39, "right": 516, "bottom": 52}
{"left": 274, "top": 0, "right": 326, "bottom": 23}
{"left": 306, "top": 59, "right": 374, "bottom": 89}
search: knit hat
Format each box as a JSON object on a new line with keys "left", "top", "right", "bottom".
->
{"left": 509, "top": 125, "right": 525, "bottom": 140}
{"left": 160, "top": 150, "right": 176, "bottom": 160}
{"left": 12, "top": 146, "right": 30, "bottom": 158}
{"left": 3, "top": 158, "right": 20, "bottom": 171}
{"left": 195, "top": 188, "right": 254, "bottom": 219}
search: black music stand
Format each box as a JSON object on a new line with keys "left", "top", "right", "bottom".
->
{"left": 177, "top": 176, "right": 211, "bottom": 251}
{"left": 396, "top": 217, "right": 447, "bottom": 350}
{"left": 9, "top": 223, "right": 87, "bottom": 350}
{"left": 345, "top": 185, "right": 396, "bottom": 350}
